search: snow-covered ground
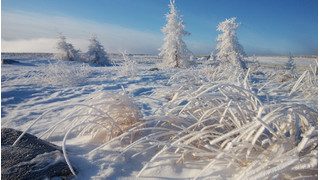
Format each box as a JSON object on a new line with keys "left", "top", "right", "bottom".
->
{"left": 1, "top": 54, "right": 318, "bottom": 179}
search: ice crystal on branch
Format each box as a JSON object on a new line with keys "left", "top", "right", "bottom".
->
{"left": 216, "top": 17, "right": 247, "bottom": 70}
{"left": 159, "top": 0, "right": 193, "bottom": 68}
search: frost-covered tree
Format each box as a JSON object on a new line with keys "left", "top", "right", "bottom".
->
{"left": 285, "top": 54, "right": 295, "bottom": 72}
{"left": 54, "top": 33, "right": 81, "bottom": 61}
{"left": 159, "top": 0, "right": 193, "bottom": 68}
{"left": 87, "top": 34, "right": 111, "bottom": 66}
{"left": 216, "top": 17, "right": 247, "bottom": 70}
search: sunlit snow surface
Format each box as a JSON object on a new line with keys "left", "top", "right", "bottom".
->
{"left": 1, "top": 53, "right": 317, "bottom": 179}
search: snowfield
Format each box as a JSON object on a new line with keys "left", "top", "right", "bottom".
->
{"left": 1, "top": 53, "right": 318, "bottom": 179}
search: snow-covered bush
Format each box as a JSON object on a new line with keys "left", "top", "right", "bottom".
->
{"left": 86, "top": 34, "right": 111, "bottom": 66}
{"left": 216, "top": 17, "right": 247, "bottom": 70}
{"left": 34, "top": 60, "right": 91, "bottom": 87}
{"left": 117, "top": 51, "right": 137, "bottom": 77}
{"left": 159, "top": 0, "right": 193, "bottom": 68}
{"left": 53, "top": 33, "right": 81, "bottom": 61}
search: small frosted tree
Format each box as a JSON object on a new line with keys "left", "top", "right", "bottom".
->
{"left": 216, "top": 17, "right": 247, "bottom": 70}
{"left": 159, "top": 0, "right": 192, "bottom": 68}
{"left": 285, "top": 54, "right": 295, "bottom": 73}
{"left": 54, "top": 33, "right": 81, "bottom": 61}
{"left": 87, "top": 34, "right": 111, "bottom": 66}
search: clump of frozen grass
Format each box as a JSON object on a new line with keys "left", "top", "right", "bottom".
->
{"left": 14, "top": 92, "right": 142, "bottom": 178}
{"left": 272, "top": 70, "right": 297, "bottom": 83}
{"left": 167, "top": 67, "right": 205, "bottom": 86}
{"left": 101, "top": 84, "right": 317, "bottom": 179}
{"left": 246, "top": 55, "right": 264, "bottom": 76}
{"left": 38, "top": 91, "right": 143, "bottom": 145}
{"left": 117, "top": 51, "right": 137, "bottom": 77}
{"left": 289, "top": 59, "right": 318, "bottom": 98}
{"left": 33, "top": 60, "right": 91, "bottom": 87}
{"left": 158, "top": 85, "right": 317, "bottom": 179}
{"left": 201, "top": 64, "right": 251, "bottom": 89}
{"left": 15, "top": 91, "right": 143, "bottom": 145}
{"left": 264, "top": 57, "right": 298, "bottom": 83}
{"left": 77, "top": 91, "right": 143, "bottom": 143}
{"left": 261, "top": 59, "right": 318, "bottom": 108}
{"left": 13, "top": 91, "right": 143, "bottom": 176}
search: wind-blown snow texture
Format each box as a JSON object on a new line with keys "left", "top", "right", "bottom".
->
{"left": 1, "top": 53, "right": 317, "bottom": 179}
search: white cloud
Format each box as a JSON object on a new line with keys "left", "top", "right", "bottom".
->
{"left": 2, "top": 11, "right": 163, "bottom": 54}
{"left": 2, "top": 38, "right": 57, "bottom": 53}
{"left": 2, "top": 10, "right": 214, "bottom": 55}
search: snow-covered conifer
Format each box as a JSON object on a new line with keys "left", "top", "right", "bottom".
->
{"left": 159, "top": 0, "right": 193, "bottom": 68}
{"left": 285, "top": 54, "right": 295, "bottom": 72}
{"left": 216, "top": 17, "right": 247, "bottom": 70}
{"left": 87, "top": 34, "right": 111, "bottom": 66}
{"left": 54, "top": 33, "right": 81, "bottom": 61}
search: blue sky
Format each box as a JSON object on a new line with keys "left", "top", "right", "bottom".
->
{"left": 2, "top": 0, "right": 318, "bottom": 55}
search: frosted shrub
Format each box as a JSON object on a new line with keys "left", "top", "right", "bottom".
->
{"left": 159, "top": 0, "right": 193, "bottom": 68}
{"left": 117, "top": 51, "right": 137, "bottom": 77}
{"left": 53, "top": 33, "right": 81, "bottom": 61}
{"left": 86, "top": 34, "right": 111, "bottom": 66}
{"left": 36, "top": 60, "right": 91, "bottom": 87}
